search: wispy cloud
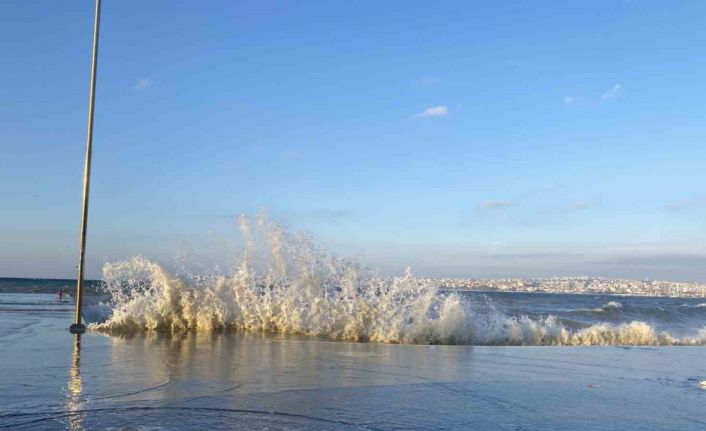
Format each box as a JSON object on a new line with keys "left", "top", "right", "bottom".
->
{"left": 488, "top": 252, "right": 585, "bottom": 261}
{"left": 531, "top": 199, "right": 601, "bottom": 222}
{"left": 479, "top": 200, "right": 514, "bottom": 210}
{"left": 566, "top": 200, "right": 599, "bottom": 211}
{"left": 590, "top": 253, "right": 706, "bottom": 268}
{"left": 662, "top": 195, "right": 706, "bottom": 212}
{"left": 601, "top": 83, "right": 622, "bottom": 100}
{"left": 563, "top": 96, "right": 576, "bottom": 105}
{"left": 415, "top": 105, "right": 448, "bottom": 118}
{"left": 133, "top": 78, "right": 154, "bottom": 91}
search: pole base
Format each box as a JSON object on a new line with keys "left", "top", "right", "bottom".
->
{"left": 69, "top": 323, "right": 87, "bottom": 334}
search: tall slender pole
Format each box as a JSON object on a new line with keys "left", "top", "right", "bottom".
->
{"left": 70, "top": 0, "right": 102, "bottom": 334}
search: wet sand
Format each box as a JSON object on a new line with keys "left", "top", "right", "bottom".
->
{"left": 1, "top": 307, "right": 705, "bottom": 430}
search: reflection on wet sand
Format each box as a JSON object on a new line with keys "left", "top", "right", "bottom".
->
{"left": 6, "top": 326, "right": 706, "bottom": 430}
{"left": 66, "top": 335, "right": 83, "bottom": 431}
{"left": 102, "top": 330, "right": 471, "bottom": 402}
{"left": 76, "top": 331, "right": 473, "bottom": 429}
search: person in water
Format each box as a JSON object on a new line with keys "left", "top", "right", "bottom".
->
{"left": 57, "top": 290, "right": 63, "bottom": 301}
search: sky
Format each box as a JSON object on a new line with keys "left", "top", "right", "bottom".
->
{"left": 2, "top": 1, "right": 706, "bottom": 281}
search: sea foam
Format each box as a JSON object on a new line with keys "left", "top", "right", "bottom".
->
{"left": 592, "top": 301, "right": 623, "bottom": 313}
{"left": 90, "top": 216, "right": 706, "bottom": 346}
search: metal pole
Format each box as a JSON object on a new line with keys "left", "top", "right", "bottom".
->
{"left": 70, "top": 0, "right": 101, "bottom": 334}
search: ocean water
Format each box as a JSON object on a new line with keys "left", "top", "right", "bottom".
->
{"left": 1, "top": 217, "right": 705, "bottom": 429}
{"left": 2, "top": 282, "right": 705, "bottom": 346}
{"left": 1, "top": 297, "right": 706, "bottom": 430}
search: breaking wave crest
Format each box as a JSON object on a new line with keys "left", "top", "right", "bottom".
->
{"left": 90, "top": 216, "right": 706, "bottom": 346}
{"left": 592, "top": 301, "right": 623, "bottom": 313}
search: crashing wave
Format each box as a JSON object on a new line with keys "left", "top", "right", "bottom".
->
{"left": 89, "top": 216, "right": 706, "bottom": 346}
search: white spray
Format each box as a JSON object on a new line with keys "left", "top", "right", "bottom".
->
{"left": 90, "top": 216, "right": 706, "bottom": 346}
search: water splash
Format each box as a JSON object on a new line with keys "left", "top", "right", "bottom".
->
{"left": 90, "top": 216, "right": 706, "bottom": 346}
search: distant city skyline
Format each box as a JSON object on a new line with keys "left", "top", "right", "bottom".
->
{"left": 2, "top": 274, "right": 704, "bottom": 299}
{"left": 2, "top": 1, "right": 706, "bottom": 281}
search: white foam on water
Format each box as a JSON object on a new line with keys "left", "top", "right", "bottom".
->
{"left": 592, "top": 301, "right": 623, "bottom": 313}
{"left": 90, "top": 216, "right": 706, "bottom": 346}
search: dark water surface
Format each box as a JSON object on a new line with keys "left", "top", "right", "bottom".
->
{"left": 464, "top": 290, "right": 706, "bottom": 338}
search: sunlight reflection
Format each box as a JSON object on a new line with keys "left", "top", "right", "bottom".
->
{"left": 66, "top": 334, "right": 84, "bottom": 431}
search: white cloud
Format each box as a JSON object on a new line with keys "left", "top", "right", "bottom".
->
{"left": 601, "top": 83, "right": 622, "bottom": 100}
{"left": 662, "top": 195, "right": 706, "bottom": 212}
{"left": 134, "top": 78, "right": 154, "bottom": 90}
{"left": 415, "top": 105, "right": 449, "bottom": 118}
{"left": 564, "top": 96, "right": 575, "bottom": 105}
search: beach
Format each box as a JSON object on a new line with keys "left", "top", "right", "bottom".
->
{"left": 2, "top": 292, "right": 706, "bottom": 430}
{"left": 5, "top": 1, "right": 706, "bottom": 429}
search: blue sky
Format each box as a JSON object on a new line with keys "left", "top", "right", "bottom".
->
{"left": 2, "top": 1, "right": 706, "bottom": 281}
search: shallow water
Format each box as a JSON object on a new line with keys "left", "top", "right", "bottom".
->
{"left": 1, "top": 295, "right": 706, "bottom": 430}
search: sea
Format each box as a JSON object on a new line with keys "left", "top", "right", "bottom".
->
{"left": 1, "top": 218, "right": 705, "bottom": 430}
